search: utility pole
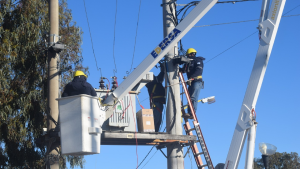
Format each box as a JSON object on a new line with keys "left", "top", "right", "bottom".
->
{"left": 162, "top": 0, "right": 184, "bottom": 168}
{"left": 47, "top": 0, "right": 60, "bottom": 168}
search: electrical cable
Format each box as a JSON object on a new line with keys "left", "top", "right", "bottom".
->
{"left": 165, "top": 61, "right": 179, "bottom": 133}
{"left": 136, "top": 145, "right": 156, "bottom": 168}
{"left": 135, "top": 95, "right": 145, "bottom": 109}
{"left": 112, "top": 0, "right": 118, "bottom": 76}
{"left": 283, "top": 4, "right": 300, "bottom": 15}
{"left": 177, "top": 0, "right": 257, "bottom": 25}
{"left": 158, "top": 62, "right": 168, "bottom": 132}
{"left": 120, "top": 100, "right": 130, "bottom": 119}
{"left": 194, "top": 18, "right": 260, "bottom": 28}
{"left": 140, "top": 97, "right": 149, "bottom": 104}
{"left": 140, "top": 150, "right": 158, "bottom": 169}
{"left": 127, "top": 0, "right": 142, "bottom": 75}
{"left": 204, "top": 5, "right": 300, "bottom": 64}
{"left": 194, "top": 14, "right": 300, "bottom": 28}
{"left": 205, "top": 31, "right": 258, "bottom": 64}
{"left": 188, "top": 150, "right": 193, "bottom": 169}
{"left": 82, "top": 0, "right": 102, "bottom": 77}
{"left": 168, "top": 0, "right": 178, "bottom": 26}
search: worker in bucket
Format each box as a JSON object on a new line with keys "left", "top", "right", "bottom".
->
{"left": 180, "top": 48, "right": 205, "bottom": 119}
{"left": 62, "top": 70, "right": 97, "bottom": 97}
{"left": 145, "top": 62, "right": 166, "bottom": 132}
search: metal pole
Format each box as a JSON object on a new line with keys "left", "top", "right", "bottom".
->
{"left": 47, "top": 0, "right": 60, "bottom": 168}
{"left": 162, "top": 1, "right": 184, "bottom": 168}
{"left": 244, "top": 123, "right": 257, "bottom": 169}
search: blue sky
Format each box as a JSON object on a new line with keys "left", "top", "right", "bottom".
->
{"left": 67, "top": 0, "right": 299, "bottom": 168}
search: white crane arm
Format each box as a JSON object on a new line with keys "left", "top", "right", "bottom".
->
{"left": 224, "top": 0, "right": 286, "bottom": 168}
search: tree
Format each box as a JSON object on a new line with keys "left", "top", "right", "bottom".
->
{"left": 254, "top": 152, "right": 300, "bottom": 169}
{"left": 0, "top": 0, "right": 87, "bottom": 168}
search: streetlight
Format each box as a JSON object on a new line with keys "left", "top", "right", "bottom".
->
{"left": 259, "top": 142, "right": 277, "bottom": 169}
{"left": 200, "top": 96, "right": 215, "bottom": 104}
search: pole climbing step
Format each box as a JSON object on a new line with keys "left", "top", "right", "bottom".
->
{"left": 179, "top": 72, "right": 214, "bottom": 169}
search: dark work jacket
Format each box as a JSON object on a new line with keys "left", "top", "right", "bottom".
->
{"left": 62, "top": 76, "right": 97, "bottom": 97}
{"left": 183, "top": 56, "right": 204, "bottom": 82}
{"left": 145, "top": 71, "right": 165, "bottom": 104}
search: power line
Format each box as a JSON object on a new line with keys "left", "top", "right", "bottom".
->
{"left": 283, "top": 4, "right": 300, "bottom": 15}
{"left": 112, "top": 0, "right": 118, "bottom": 76}
{"left": 128, "top": 0, "right": 142, "bottom": 75}
{"left": 204, "top": 4, "right": 300, "bottom": 64}
{"left": 194, "top": 18, "right": 259, "bottom": 27}
{"left": 136, "top": 145, "right": 156, "bottom": 168}
{"left": 205, "top": 31, "right": 258, "bottom": 64}
{"left": 194, "top": 14, "right": 300, "bottom": 28}
{"left": 140, "top": 150, "right": 158, "bottom": 169}
{"left": 82, "top": 0, "right": 102, "bottom": 77}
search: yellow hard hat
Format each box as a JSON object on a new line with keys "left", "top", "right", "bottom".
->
{"left": 186, "top": 48, "right": 197, "bottom": 55}
{"left": 74, "top": 70, "right": 87, "bottom": 78}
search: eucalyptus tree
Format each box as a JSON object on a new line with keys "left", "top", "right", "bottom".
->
{"left": 0, "top": 0, "right": 87, "bottom": 168}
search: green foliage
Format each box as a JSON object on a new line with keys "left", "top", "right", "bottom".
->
{"left": 0, "top": 0, "right": 86, "bottom": 168}
{"left": 254, "top": 152, "right": 300, "bottom": 169}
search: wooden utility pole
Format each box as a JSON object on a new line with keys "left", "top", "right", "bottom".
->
{"left": 162, "top": 0, "right": 184, "bottom": 168}
{"left": 47, "top": 0, "right": 60, "bottom": 168}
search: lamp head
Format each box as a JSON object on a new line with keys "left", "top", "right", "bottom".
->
{"left": 201, "top": 96, "right": 216, "bottom": 104}
{"left": 259, "top": 142, "right": 277, "bottom": 155}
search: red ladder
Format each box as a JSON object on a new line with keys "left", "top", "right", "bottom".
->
{"left": 179, "top": 72, "right": 214, "bottom": 169}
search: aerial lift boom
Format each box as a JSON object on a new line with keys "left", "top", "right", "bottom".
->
{"left": 103, "top": 0, "right": 218, "bottom": 117}
{"left": 224, "top": 0, "right": 286, "bottom": 168}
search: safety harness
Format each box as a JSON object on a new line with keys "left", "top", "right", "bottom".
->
{"left": 150, "top": 84, "right": 164, "bottom": 114}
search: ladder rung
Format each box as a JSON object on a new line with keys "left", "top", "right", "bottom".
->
{"left": 194, "top": 152, "right": 204, "bottom": 156}
{"left": 186, "top": 128, "right": 195, "bottom": 132}
{"left": 201, "top": 164, "right": 208, "bottom": 167}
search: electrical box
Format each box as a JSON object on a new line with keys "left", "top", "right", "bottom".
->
{"left": 136, "top": 109, "right": 155, "bottom": 132}
{"left": 96, "top": 91, "right": 136, "bottom": 132}
{"left": 57, "top": 94, "right": 105, "bottom": 155}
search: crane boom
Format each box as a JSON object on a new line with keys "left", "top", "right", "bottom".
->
{"left": 224, "top": 0, "right": 286, "bottom": 168}
{"left": 103, "top": 0, "right": 218, "bottom": 112}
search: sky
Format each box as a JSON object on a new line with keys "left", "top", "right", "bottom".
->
{"left": 67, "top": 0, "right": 300, "bottom": 168}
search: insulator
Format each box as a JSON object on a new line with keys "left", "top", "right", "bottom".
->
{"left": 111, "top": 76, "right": 118, "bottom": 90}
{"left": 99, "top": 77, "right": 106, "bottom": 89}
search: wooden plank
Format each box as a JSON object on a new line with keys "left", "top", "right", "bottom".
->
{"left": 101, "top": 131, "right": 196, "bottom": 145}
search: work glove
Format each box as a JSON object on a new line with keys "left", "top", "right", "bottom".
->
{"left": 187, "top": 78, "right": 193, "bottom": 86}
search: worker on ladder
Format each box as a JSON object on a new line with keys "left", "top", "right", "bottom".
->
{"left": 180, "top": 48, "right": 205, "bottom": 119}
{"left": 145, "top": 63, "right": 166, "bottom": 132}
{"left": 62, "top": 70, "right": 97, "bottom": 97}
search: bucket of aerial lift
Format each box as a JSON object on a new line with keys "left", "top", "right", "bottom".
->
{"left": 56, "top": 94, "right": 105, "bottom": 155}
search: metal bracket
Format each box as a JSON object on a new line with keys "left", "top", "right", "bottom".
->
{"left": 156, "top": 141, "right": 187, "bottom": 159}
{"left": 48, "top": 34, "right": 61, "bottom": 45}
{"left": 49, "top": 42, "right": 66, "bottom": 53}
{"left": 47, "top": 34, "right": 66, "bottom": 53}
{"left": 183, "top": 144, "right": 193, "bottom": 158}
